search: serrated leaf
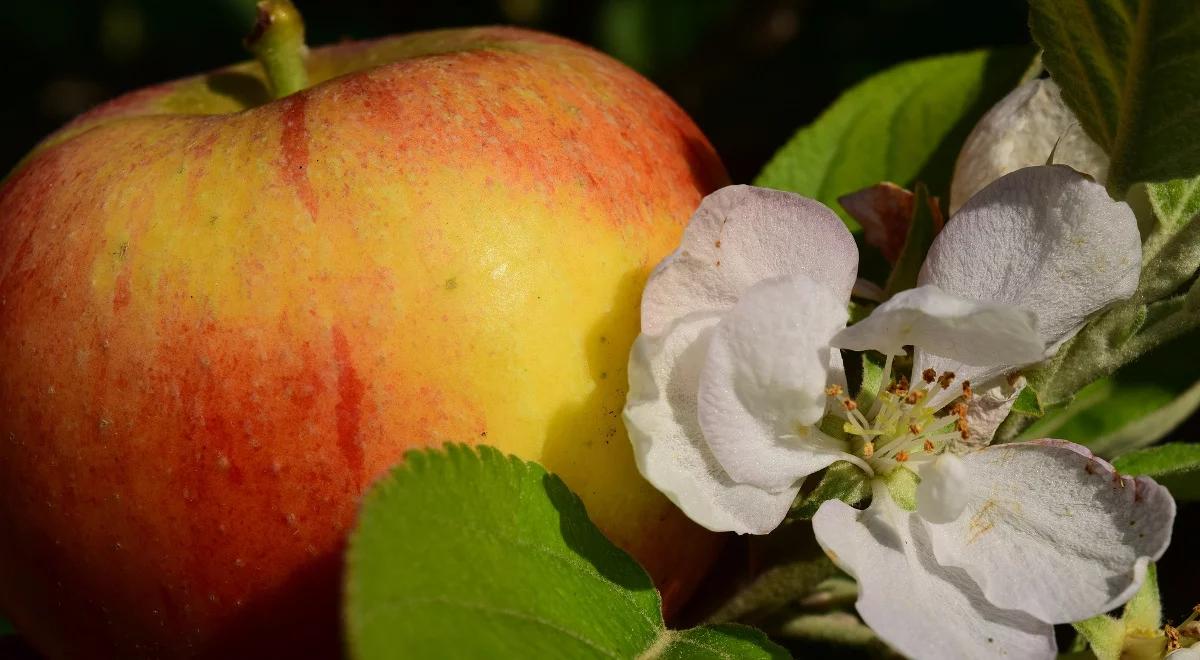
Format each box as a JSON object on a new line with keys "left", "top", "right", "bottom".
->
{"left": 1112, "top": 443, "right": 1200, "bottom": 501}
{"left": 755, "top": 48, "right": 1032, "bottom": 229}
{"left": 1029, "top": 0, "right": 1200, "bottom": 193}
{"left": 788, "top": 462, "right": 870, "bottom": 521}
{"left": 345, "top": 444, "right": 789, "bottom": 659}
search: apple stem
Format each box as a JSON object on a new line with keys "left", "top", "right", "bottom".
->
{"left": 245, "top": 0, "right": 310, "bottom": 99}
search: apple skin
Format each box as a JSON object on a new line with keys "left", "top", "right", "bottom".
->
{"left": 0, "top": 27, "right": 728, "bottom": 658}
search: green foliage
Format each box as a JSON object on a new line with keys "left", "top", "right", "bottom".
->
{"left": 788, "top": 462, "right": 871, "bottom": 521}
{"left": 345, "top": 445, "right": 788, "bottom": 660}
{"left": 1017, "top": 330, "right": 1200, "bottom": 457}
{"left": 1072, "top": 565, "right": 1164, "bottom": 660}
{"left": 880, "top": 466, "right": 919, "bottom": 512}
{"left": 755, "top": 48, "right": 1032, "bottom": 228}
{"left": 1112, "top": 443, "right": 1200, "bottom": 501}
{"left": 1028, "top": 0, "right": 1200, "bottom": 194}
{"left": 1148, "top": 177, "right": 1200, "bottom": 228}
{"left": 883, "top": 183, "right": 938, "bottom": 296}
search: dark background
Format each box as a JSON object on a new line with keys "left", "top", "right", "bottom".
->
{"left": 1, "top": 0, "right": 1195, "bottom": 651}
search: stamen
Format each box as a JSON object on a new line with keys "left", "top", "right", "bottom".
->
{"left": 956, "top": 416, "right": 970, "bottom": 440}
{"left": 909, "top": 423, "right": 922, "bottom": 435}
{"left": 922, "top": 368, "right": 936, "bottom": 383}
{"left": 962, "top": 380, "right": 973, "bottom": 399}
{"left": 923, "top": 439, "right": 935, "bottom": 452}
{"left": 825, "top": 384, "right": 843, "bottom": 397}
{"left": 905, "top": 389, "right": 926, "bottom": 405}
{"left": 937, "top": 371, "right": 955, "bottom": 389}
{"left": 895, "top": 450, "right": 909, "bottom": 462}
{"left": 862, "top": 442, "right": 875, "bottom": 458}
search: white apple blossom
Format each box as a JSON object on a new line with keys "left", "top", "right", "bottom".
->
{"left": 623, "top": 166, "right": 1176, "bottom": 659}
{"left": 950, "top": 77, "right": 1108, "bottom": 213}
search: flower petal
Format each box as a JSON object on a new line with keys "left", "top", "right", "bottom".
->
{"left": 624, "top": 312, "right": 798, "bottom": 535}
{"left": 831, "top": 284, "right": 1045, "bottom": 365}
{"left": 925, "top": 440, "right": 1176, "bottom": 624}
{"left": 950, "top": 78, "right": 1109, "bottom": 214}
{"left": 918, "top": 165, "right": 1141, "bottom": 393}
{"left": 915, "top": 452, "right": 970, "bottom": 524}
{"left": 814, "top": 493, "right": 1057, "bottom": 660}
{"left": 641, "top": 185, "right": 858, "bottom": 335}
{"left": 697, "top": 274, "right": 852, "bottom": 492}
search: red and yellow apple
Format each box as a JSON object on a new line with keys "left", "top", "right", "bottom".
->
{"left": 0, "top": 21, "right": 728, "bottom": 658}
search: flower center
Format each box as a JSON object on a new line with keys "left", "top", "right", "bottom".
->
{"left": 824, "top": 355, "right": 973, "bottom": 474}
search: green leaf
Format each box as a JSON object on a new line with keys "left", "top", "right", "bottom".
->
{"left": 1148, "top": 176, "right": 1200, "bottom": 228}
{"left": 1017, "top": 330, "right": 1200, "bottom": 456}
{"left": 1073, "top": 613, "right": 1126, "bottom": 660}
{"left": 883, "top": 183, "right": 939, "bottom": 296}
{"left": 755, "top": 48, "right": 1033, "bottom": 229}
{"left": 1028, "top": 0, "right": 1200, "bottom": 193}
{"left": 788, "top": 462, "right": 870, "bottom": 521}
{"left": 1112, "top": 443, "right": 1200, "bottom": 501}
{"left": 1121, "top": 564, "right": 1161, "bottom": 632}
{"left": 1011, "top": 385, "right": 1045, "bottom": 417}
{"left": 880, "top": 466, "right": 919, "bottom": 512}
{"left": 345, "top": 444, "right": 789, "bottom": 660}
{"left": 854, "top": 351, "right": 886, "bottom": 414}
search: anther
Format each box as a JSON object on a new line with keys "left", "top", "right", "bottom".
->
{"left": 923, "top": 439, "right": 935, "bottom": 452}
{"left": 862, "top": 442, "right": 875, "bottom": 458}
{"left": 909, "top": 423, "right": 922, "bottom": 435}
{"left": 952, "top": 402, "right": 969, "bottom": 419}
{"left": 922, "top": 368, "right": 936, "bottom": 383}
{"left": 896, "top": 450, "right": 910, "bottom": 462}
{"left": 962, "top": 380, "right": 973, "bottom": 399}
{"left": 905, "top": 390, "right": 926, "bottom": 405}
{"left": 843, "top": 399, "right": 858, "bottom": 411}
{"left": 956, "top": 417, "right": 969, "bottom": 439}
{"left": 895, "top": 375, "right": 910, "bottom": 394}
{"left": 937, "top": 371, "right": 955, "bottom": 388}
{"left": 825, "top": 384, "right": 843, "bottom": 397}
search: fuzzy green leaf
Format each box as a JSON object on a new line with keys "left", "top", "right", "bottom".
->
{"left": 1112, "top": 443, "right": 1200, "bottom": 501}
{"left": 755, "top": 48, "right": 1032, "bottom": 229}
{"left": 1029, "top": 0, "right": 1200, "bottom": 193}
{"left": 788, "top": 462, "right": 871, "bottom": 521}
{"left": 345, "top": 444, "right": 788, "bottom": 659}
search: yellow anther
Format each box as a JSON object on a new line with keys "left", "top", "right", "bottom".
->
{"left": 923, "top": 439, "right": 935, "bottom": 453}
{"left": 909, "top": 423, "right": 923, "bottom": 435}
{"left": 952, "top": 402, "right": 969, "bottom": 419}
{"left": 862, "top": 442, "right": 875, "bottom": 458}
{"left": 922, "top": 368, "right": 937, "bottom": 383}
{"left": 896, "top": 450, "right": 910, "bottom": 462}
{"left": 938, "top": 371, "right": 956, "bottom": 388}
{"left": 825, "top": 384, "right": 844, "bottom": 397}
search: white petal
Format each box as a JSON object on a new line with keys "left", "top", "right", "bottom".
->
{"left": 814, "top": 494, "right": 1057, "bottom": 660}
{"left": 1168, "top": 648, "right": 1200, "bottom": 659}
{"left": 916, "top": 452, "right": 970, "bottom": 524}
{"left": 831, "top": 284, "right": 1045, "bottom": 365}
{"left": 950, "top": 78, "right": 1109, "bottom": 214}
{"left": 624, "top": 312, "right": 799, "bottom": 535}
{"left": 918, "top": 165, "right": 1141, "bottom": 391}
{"left": 926, "top": 440, "right": 1176, "bottom": 624}
{"left": 962, "top": 377, "right": 1024, "bottom": 444}
{"left": 697, "top": 274, "right": 852, "bottom": 492}
{"left": 641, "top": 185, "right": 858, "bottom": 335}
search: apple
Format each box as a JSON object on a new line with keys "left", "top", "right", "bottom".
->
{"left": 0, "top": 6, "right": 728, "bottom": 657}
